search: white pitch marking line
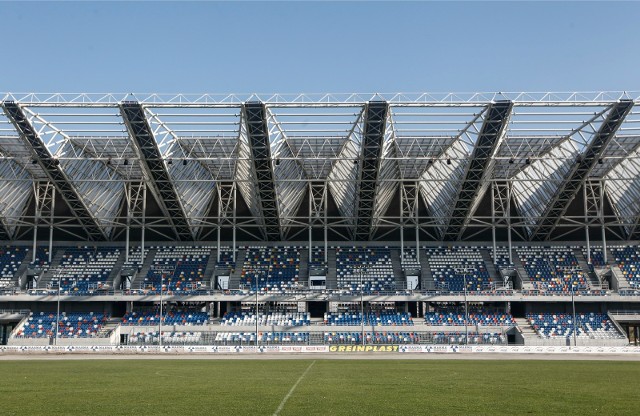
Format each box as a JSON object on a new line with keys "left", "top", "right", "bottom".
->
{"left": 273, "top": 360, "right": 316, "bottom": 416}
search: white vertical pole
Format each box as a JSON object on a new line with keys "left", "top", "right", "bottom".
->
{"left": 324, "top": 183, "right": 328, "bottom": 264}
{"left": 159, "top": 272, "right": 163, "bottom": 347}
{"left": 507, "top": 181, "right": 513, "bottom": 265}
{"left": 491, "top": 183, "right": 497, "bottom": 264}
{"left": 400, "top": 184, "right": 404, "bottom": 260}
{"left": 48, "top": 187, "right": 55, "bottom": 264}
{"left": 125, "top": 186, "right": 130, "bottom": 264}
{"left": 600, "top": 180, "right": 608, "bottom": 263}
{"left": 32, "top": 183, "right": 38, "bottom": 263}
{"left": 584, "top": 184, "right": 591, "bottom": 264}
{"left": 141, "top": 184, "right": 146, "bottom": 266}
{"left": 415, "top": 181, "right": 420, "bottom": 264}
{"left": 232, "top": 184, "right": 237, "bottom": 264}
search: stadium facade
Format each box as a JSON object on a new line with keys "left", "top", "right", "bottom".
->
{"left": 0, "top": 92, "right": 640, "bottom": 348}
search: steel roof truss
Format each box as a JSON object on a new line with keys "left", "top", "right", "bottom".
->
{"left": 119, "top": 102, "right": 193, "bottom": 241}
{"left": 532, "top": 100, "right": 634, "bottom": 240}
{"left": 2, "top": 101, "right": 107, "bottom": 241}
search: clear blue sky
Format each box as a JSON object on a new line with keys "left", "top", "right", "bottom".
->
{"left": 1, "top": 1, "right": 639, "bottom": 94}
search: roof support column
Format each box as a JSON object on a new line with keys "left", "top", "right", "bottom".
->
{"left": 443, "top": 100, "right": 513, "bottom": 240}
{"left": 354, "top": 101, "right": 389, "bottom": 240}
{"left": 532, "top": 100, "right": 634, "bottom": 241}
{"left": 244, "top": 102, "right": 281, "bottom": 241}
{"left": 120, "top": 101, "right": 193, "bottom": 241}
{"left": 3, "top": 101, "right": 107, "bottom": 241}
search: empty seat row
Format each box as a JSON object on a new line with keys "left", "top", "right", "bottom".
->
{"left": 15, "top": 311, "right": 108, "bottom": 338}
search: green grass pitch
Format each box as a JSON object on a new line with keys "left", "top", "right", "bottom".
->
{"left": 0, "top": 359, "right": 638, "bottom": 415}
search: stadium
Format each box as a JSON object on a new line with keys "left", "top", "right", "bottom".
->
{"left": 0, "top": 91, "right": 638, "bottom": 351}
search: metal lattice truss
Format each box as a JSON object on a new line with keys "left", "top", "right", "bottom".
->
{"left": 1, "top": 92, "right": 640, "bottom": 242}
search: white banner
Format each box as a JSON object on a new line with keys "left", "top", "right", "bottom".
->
{"left": 1, "top": 344, "right": 639, "bottom": 355}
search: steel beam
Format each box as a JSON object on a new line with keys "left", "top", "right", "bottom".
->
{"left": 2, "top": 101, "right": 107, "bottom": 241}
{"left": 120, "top": 101, "right": 193, "bottom": 241}
{"left": 0, "top": 220, "right": 10, "bottom": 240}
{"left": 442, "top": 101, "right": 513, "bottom": 240}
{"left": 244, "top": 102, "right": 281, "bottom": 241}
{"left": 353, "top": 101, "right": 389, "bottom": 240}
{"left": 532, "top": 100, "right": 634, "bottom": 241}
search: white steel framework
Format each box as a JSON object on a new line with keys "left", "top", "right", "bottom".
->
{"left": 0, "top": 92, "right": 638, "bottom": 243}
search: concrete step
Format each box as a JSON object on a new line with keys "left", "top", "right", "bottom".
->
{"left": 299, "top": 248, "right": 309, "bottom": 284}
{"left": 511, "top": 248, "right": 533, "bottom": 290}
{"left": 573, "top": 248, "right": 600, "bottom": 288}
{"left": 326, "top": 248, "right": 337, "bottom": 290}
{"left": 480, "top": 248, "right": 500, "bottom": 284}
{"left": 202, "top": 248, "right": 218, "bottom": 286}
{"left": 37, "top": 249, "right": 66, "bottom": 289}
{"left": 229, "top": 248, "right": 246, "bottom": 289}
{"left": 133, "top": 248, "right": 157, "bottom": 289}
{"left": 390, "top": 248, "right": 404, "bottom": 288}
{"left": 514, "top": 317, "right": 538, "bottom": 336}
{"left": 108, "top": 249, "right": 128, "bottom": 290}
{"left": 419, "top": 250, "right": 435, "bottom": 290}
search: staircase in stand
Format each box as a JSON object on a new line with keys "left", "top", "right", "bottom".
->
{"left": 390, "top": 248, "right": 405, "bottom": 289}
{"left": 299, "top": 248, "right": 309, "bottom": 286}
{"left": 202, "top": 248, "right": 218, "bottom": 286}
{"left": 480, "top": 248, "right": 500, "bottom": 284}
{"left": 511, "top": 249, "right": 533, "bottom": 290}
{"left": 229, "top": 248, "right": 246, "bottom": 289}
{"left": 97, "top": 318, "right": 121, "bottom": 338}
{"left": 326, "top": 248, "right": 337, "bottom": 290}
{"left": 108, "top": 250, "right": 127, "bottom": 290}
{"left": 133, "top": 248, "right": 157, "bottom": 289}
{"left": 418, "top": 250, "right": 435, "bottom": 290}
{"left": 37, "top": 250, "right": 66, "bottom": 289}
{"left": 514, "top": 317, "right": 539, "bottom": 342}
{"left": 573, "top": 248, "right": 600, "bottom": 289}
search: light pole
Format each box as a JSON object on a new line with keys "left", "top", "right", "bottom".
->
{"left": 571, "top": 279, "right": 577, "bottom": 347}
{"left": 359, "top": 267, "right": 365, "bottom": 346}
{"left": 463, "top": 272, "right": 468, "bottom": 345}
{"left": 456, "top": 267, "right": 473, "bottom": 345}
{"left": 159, "top": 272, "right": 164, "bottom": 347}
{"left": 54, "top": 269, "right": 61, "bottom": 346}
{"left": 255, "top": 272, "right": 260, "bottom": 347}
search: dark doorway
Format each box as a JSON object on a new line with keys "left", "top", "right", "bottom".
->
{"left": 308, "top": 302, "right": 327, "bottom": 319}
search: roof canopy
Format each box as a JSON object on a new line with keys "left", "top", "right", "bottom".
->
{"left": 0, "top": 92, "right": 639, "bottom": 242}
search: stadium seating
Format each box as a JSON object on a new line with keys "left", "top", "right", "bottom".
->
{"left": 526, "top": 312, "right": 624, "bottom": 339}
{"left": 220, "top": 311, "right": 310, "bottom": 326}
{"left": 611, "top": 246, "right": 640, "bottom": 289}
{"left": 323, "top": 312, "right": 414, "bottom": 326}
{"left": 52, "top": 246, "right": 120, "bottom": 294}
{"left": 424, "top": 311, "right": 514, "bottom": 326}
{"left": 0, "top": 246, "right": 28, "bottom": 288}
{"left": 122, "top": 246, "right": 148, "bottom": 272}
{"left": 581, "top": 246, "right": 606, "bottom": 272}
{"left": 143, "top": 246, "right": 211, "bottom": 293}
{"left": 30, "top": 246, "right": 51, "bottom": 270}
{"left": 490, "top": 246, "right": 514, "bottom": 271}
{"left": 309, "top": 246, "right": 326, "bottom": 270}
{"left": 260, "top": 332, "right": 309, "bottom": 343}
{"left": 400, "top": 248, "right": 420, "bottom": 271}
{"left": 516, "top": 246, "right": 588, "bottom": 293}
{"left": 15, "top": 311, "right": 108, "bottom": 338}
{"left": 324, "top": 332, "right": 419, "bottom": 344}
{"left": 426, "top": 247, "right": 492, "bottom": 292}
{"left": 122, "top": 307, "right": 209, "bottom": 326}
{"left": 240, "top": 246, "right": 301, "bottom": 292}
{"left": 336, "top": 247, "right": 395, "bottom": 292}
{"left": 214, "top": 332, "right": 256, "bottom": 344}
{"left": 216, "top": 246, "right": 236, "bottom": 271}
{"left": 430, "top": 332, "right": 506, "bottom": 345}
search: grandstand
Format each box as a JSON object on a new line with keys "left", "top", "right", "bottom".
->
{"left": 0, "top": 92, "right": 640, "bottom": 348}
